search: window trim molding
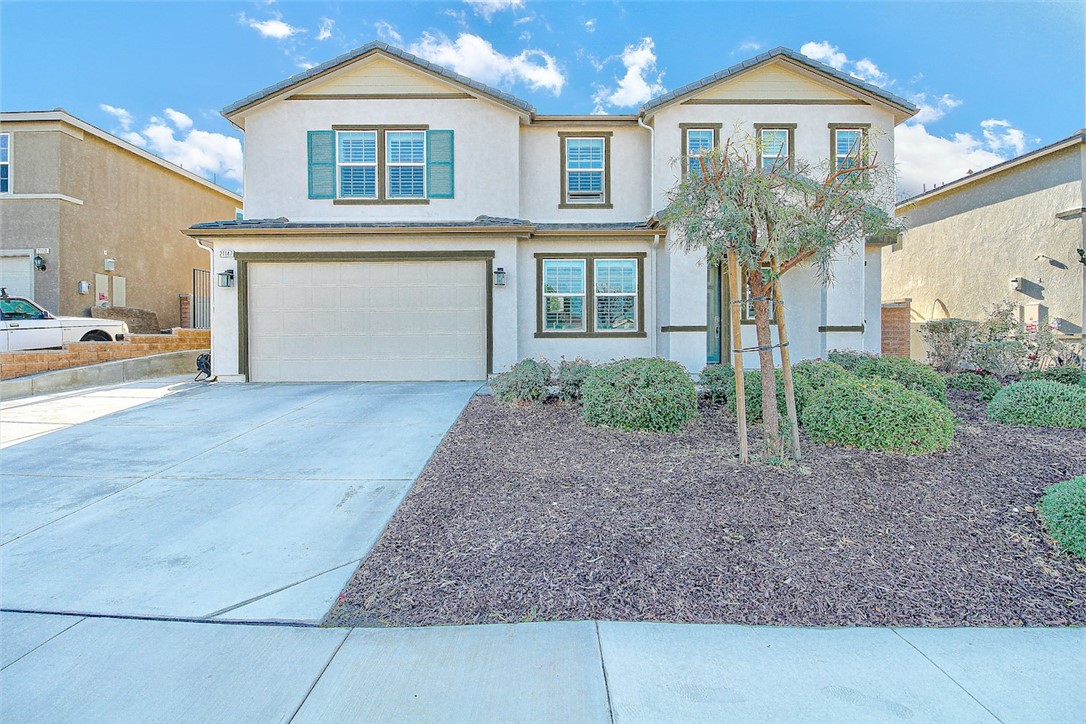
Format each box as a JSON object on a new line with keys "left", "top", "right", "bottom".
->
{"left": 534, "top": 251, "right": 647, "bottom": 338}
{"left": 828, "top": 123, "right": 871, "bottom": 173}
{"left": 679, "top": 123, "right": 722, "bottom": 178}
{"left": 753, "top": 123, "right": 797, "bottom": 172}
{"left": 0, "top": 132, "right": 10, "bottom": 195}
{"left": 329, "top": 124, "right": 431, "bottom": 204}
{"left": 335, "top": 129, "right": 378, "bottom": 200}
{"left": 385, "top": 129, "right": 427, "bottom": 200}
{"left": 558, "top": 131, "right": 613, "bottom": 209}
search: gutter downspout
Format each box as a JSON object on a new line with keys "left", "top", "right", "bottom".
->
{"left": 639, "top": 113, "right": 660, "bottom": 358}
{"left": 194, "top": 236, "right": 215, "bottom": 372}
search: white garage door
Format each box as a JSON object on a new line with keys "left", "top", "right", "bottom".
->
{"left": 0, "top": 254, "right": 34, "bottom": 299}
{"left": 247, "top": 260, "right": 487, "bottom": 382}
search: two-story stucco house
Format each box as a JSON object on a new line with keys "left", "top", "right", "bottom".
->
{"left": 185, "top": 43, "right": 916, "bottom": 382}
{"left": 0, "top": 110, "right": 242, "bottom": 329}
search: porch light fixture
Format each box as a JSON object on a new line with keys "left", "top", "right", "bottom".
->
{"left": 493, "top": 267, "right": 507, "bottom": 286}
{"left": 33, "top": 255, "right": 47, "bottom": 271}
{"left": 217, "top": 269, "right": 235, "bottom": 288}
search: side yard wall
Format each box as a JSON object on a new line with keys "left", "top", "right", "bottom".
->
{"left": 881, "top": 299, "right": 912, "bottom": 357}
{"left": 0, "top": 329, "right": 209, "bottom": 380}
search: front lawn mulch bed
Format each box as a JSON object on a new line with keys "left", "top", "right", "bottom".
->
{"left": 326, "top": 390, "right": 1086, "bottom": 628}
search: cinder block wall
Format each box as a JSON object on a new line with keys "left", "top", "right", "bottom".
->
{"left": 0, "top": 329, "right": 210, "bottom": 380}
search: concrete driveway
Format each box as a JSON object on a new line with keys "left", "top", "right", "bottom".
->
{"left": 0, "top": 378, "right": 479, "bottom": 623}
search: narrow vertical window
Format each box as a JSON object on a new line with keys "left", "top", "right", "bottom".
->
{"left": 834, "top": 128, "right": 866, "bottom": 172}
{"left": 685, "top": 129, "right": 715, "bottom": 178}
{"left": 0, "top": 133, "right": 10, "bottom": 193}
{"left": 337, "top": 131, "right": 377, "bottom": 198}
{"left": 759, "top": 128, "right": 791, "bottom": 172}
{"left": 565, "top": 137, "right": 605, "bottom": 203}
{"left": 594, "top": 259, "right": 638, "bottom": 331}
{"left": 542, "top": 259, "right": 586, "bottom": 331}
{"left": 386, "top": 130, "right": 426, "bottom": 198}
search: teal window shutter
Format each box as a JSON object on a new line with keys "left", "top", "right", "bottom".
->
{"left": 308, "top": 130, "right": 336, "bottom": 199}
{"left": 426, "top": 130, "right": 454, "bottom": 199}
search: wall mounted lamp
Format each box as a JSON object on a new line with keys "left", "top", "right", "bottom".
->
{"left": 493, "top": 267, "right": 507, "bottom": 286}
{"left": 33, "top": 255, "right": 47, "bottom": 271}
{"left": 217, "top": 269, "right": 235, "bottom": 288}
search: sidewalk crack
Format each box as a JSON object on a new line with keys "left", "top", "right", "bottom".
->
{"left": 287, "top": 629, "right": 352, "bottom": 722}
{"left": 594, "top": 621, "right": 616, "bottom": 724}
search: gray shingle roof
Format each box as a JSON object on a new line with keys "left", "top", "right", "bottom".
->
{"left": 190, "top": 215, "right": 534, "bottom": 231}
{"left": 221, "top": 41, "right": 535, "bottom": 118}
{"left": 640, "top": 46, "right": 918, "bottom": 115}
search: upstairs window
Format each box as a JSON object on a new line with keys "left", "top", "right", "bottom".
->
{"left": 685, "top": 129, "right": 715, "bottom": 178}
{"left": 0, "top": 133, "right": 9, "bottom": 193}
{"left": 337, "top": 131, "right": 377, "bottom": 199}
{"left": 559, "top": 133, "right": 611, "bottom": 208}
{"left": 832, "top": 125, "right": 868, "bottom": 173}
{"left": 386, "top": 130, "right": 426, "bottom": 199}
{"left": 756, "top": 125, "right": 795, "bottom": 172}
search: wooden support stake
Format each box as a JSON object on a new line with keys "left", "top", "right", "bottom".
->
{"left": 727, "top": 253, "right": 749, "bottom": 463}
{"left": 771, "top": 259, "right": 802, "bottom": 461}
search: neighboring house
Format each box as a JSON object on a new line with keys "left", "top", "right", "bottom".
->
{"left": 185, "top": 43, "right": 916, "bottom": 383}
{"left": 0, "top": 110, "right": 242, "bottom": 329}
{"left": 887, "top": 130, "right": 1086, "bottom": 357}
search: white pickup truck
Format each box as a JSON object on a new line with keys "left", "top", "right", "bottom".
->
{"left": 0, "top": 293, "right": 129, "bottom": 352}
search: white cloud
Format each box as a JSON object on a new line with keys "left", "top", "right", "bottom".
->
{"left": 585, "top": 19, "right": 596, "bottom": 33}
{"left": 800, "top": 40, "right": 888, "bottom": 87}
{"left": 163, "top": 108, "right": 193, "bottom": 131}
{"left": 737, "top": 40, "right": 763, "bottom": 53}
{"left": 408, "top": 32, "right": 565, "bottom": 95}
{"left": 800, "top": 40, "right": 847, "bottom": 70}
{"left": 100, "top": 104, "right": 134, "bottom": 131}
{"left": 851, "top": 58, "right": 888, "bottom": 86}
{"left": 465, "top": 0, "right": 525, "bottom": 21}
{"left": 375, "top": 20, "right": 402, "bottom": 45}
{"left": 910, "top": 92, "right": 963, "bottom": 124}
{"left": 592, "top": 37, "right": 666, "bottom": 112}
{"left": 980, "top": 118, "right": 1028, "bottom": 156}
{"left": 519, "top": 30, "right": 532, "bottom": 42}
{"left": 896, "top": 121, "right": 1031, "bottom": 198}
{"left": 316, "top": 17, "right": 334, "bottom": 41}
{"left": 241, "top": 12, "right": 302, "bottom": 40}
{"left": 119, "top": 131, "right": 147, "bottom": 147}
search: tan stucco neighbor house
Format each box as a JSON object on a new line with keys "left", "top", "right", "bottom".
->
{"left": 185, "top": 42, "right": 917, "bottom": 383}
{"left": 887, "top": 130, "right": 1086, "bottom": 355}
{"left": 0, "top": 110, "right": 242, "bottom": 328}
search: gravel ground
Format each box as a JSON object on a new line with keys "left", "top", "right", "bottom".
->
{"left": 326, "top": 390, "right": 1086, "bottom": 628}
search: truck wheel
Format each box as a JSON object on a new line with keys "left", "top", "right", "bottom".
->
{"left": 80, "top": 331, "right": 112, "bottom": 342}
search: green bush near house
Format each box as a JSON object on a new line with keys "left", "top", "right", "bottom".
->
{"left": 791, "top": 360, "right": 853, "bottom": 412}
{"left": 491, "top": 358, "right": 553, "bottom": 404}
{"left": 946, "top": 372, "right": 1002, "bottom": 402}
{"left": 714, "top": 360, "right": 852, "bottom": 421}
{"left": 800, "top": 377, "right": 955, "bottom": 455}
{"left": 1040, "top": 476, "right": 1086, "bottom": 560}
{"left": 1021, "top": 366, "right": 1085, "bottom": 387}
{"left": 855, "top": 355, "right": 948, "bottom": 404}
{"left": 726, "top": 368, "right": 787, "bottom": 422}
{"left": 986, "top": 380, "right": 1086, "bottom": 428}
{"left": 582, "top": 358, "right": 697, "bottom": 433}
{"left": 556, "top": 358, "right": 595, "bottom": 404}
{"left": 827, "top": 348, "right": 878, "bottom": 373}
{"left": 698, "top": 364, "right": 735, "bottom": 404}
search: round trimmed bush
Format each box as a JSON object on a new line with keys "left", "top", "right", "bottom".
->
{"left": 855, "top": 355, "right": 947, "bottom": 404}
{"left": 800, "top": 377, "right": 955, "bottom": 454}
{"left": 791, "top": 360, "right": 853, "bottom": 412}
{"left": 946, "top": 372, "right": 1002, "bottom": 402}
{"left": 1022, "top": 366, "right": 1085, "bottom": 387}
{"left": 827, "top": 348, "right": 878, "bottom": 373}
{"left": 1040, "top": 476, "right": 1086, "bottom": 559}
{"left": 491, "top": 358, "right": 553, "bottom": 404}
{"left": 556, "top": 358, "right": 594, "bottom": 403}
{"left": 582, "top": 358, "right": 697, "bottom": 432}
{"left": 698, "top": 364, "right": 734, "bottom": 404}
{"left": 727, "top": 368, "right": 786, "bottom": 422}
{"left": 986, "top": 380, "right": 1086, "bottom": 428}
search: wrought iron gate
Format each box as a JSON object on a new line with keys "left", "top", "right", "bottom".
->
{"left": 192, "top": 268, "right": 211, "bottom": 329}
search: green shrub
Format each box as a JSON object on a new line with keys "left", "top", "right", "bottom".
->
{"left": 946, "top": 372, "right": 1002, "bottom": 402}
{"left": 727, "top": 368, "right": 786, "bottom": 422}
{"left": 1022, "top": 366, "right": 1085, "bottom": 387}
{"left": 970, "top": 340, "right": 1026, "bottom": 379}
{"left": 556, "top": 358, "right": 594, "bottom": 404}
{"left": 582, "top": 358, "right": 697, "bottom": 433}
{"left": 855, "top": 355, "right": 948, "bottom": 404}
{"left": 827, "top": 348, "right": 878, "bottom": 373}
{"left": 698, "top": 364, "right": 734, "bottom": 404}
{"left": 986, "top": 380, "right": 1086, "bottom": 428}
{"left": 491, "top": 358, "right": 553, "bottom": 404}
{"left": 791, "top": 360, "right": 853, "bottom": 412}
{"left": 1040, "top": 476, "right": 1086, "bottom": 559}
{"left": 918, "top": 318, "right": 978, "bottom": 373}
{"left": 800, "top": 377, "right": 956, "bottom": 455}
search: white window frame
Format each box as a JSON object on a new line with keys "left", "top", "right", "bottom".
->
{"left": 833, "top": 127, "right": 866, "bottom": 173}
{"left": 593, "top": 258, "right": 639, "bottom": 332}
{"left": 759, "top": 128, "right": 791, "bottom": 172}
{"left": 542, "top": 258, "right": 587, "bottom": 332}
{"left": 0, "top": 133, "right": 10, "bottom": 195}
{"left": 564, "top": 136, "right": 606, "bottom": 204}
{"left": 685, "top": 128, "right": 715, "bottom": 179}
{"left": 385, "top": 130, "right": 427, "bottom": 199}
{"left": 336, "top": 130, "right": 378, "bottom": 199}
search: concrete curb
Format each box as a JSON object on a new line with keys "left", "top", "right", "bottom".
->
{"left": 0, "top": 349, "right": 208, "bottom": 401}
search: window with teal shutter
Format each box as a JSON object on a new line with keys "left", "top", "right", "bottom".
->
{"left": 307, "top": 130, "right": 335, "bottom": 199}
{"left": 426, "top": 130, "right": 454, "bottom": 199}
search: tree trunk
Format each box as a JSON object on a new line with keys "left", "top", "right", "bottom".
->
{"left": 748, "top": 271, "right": 781, "bottom": 460}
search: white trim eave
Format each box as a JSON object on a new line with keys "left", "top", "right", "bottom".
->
{"left": 0, "top": 111, "right": 242, "bottom": 203}
{"left": 0, "top": 193, "right": 84, "bottom": 205}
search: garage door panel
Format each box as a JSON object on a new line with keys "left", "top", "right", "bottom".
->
{"left": 247, "top": 261, "right": 487, "bottom": 382}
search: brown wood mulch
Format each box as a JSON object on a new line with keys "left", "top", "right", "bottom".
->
{"left": 325, "top": 390, "right": 1086, "bottom": 628}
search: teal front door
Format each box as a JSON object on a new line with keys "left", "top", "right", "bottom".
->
{"left": 707, "top": 263, "right": 731, "bottom": 364}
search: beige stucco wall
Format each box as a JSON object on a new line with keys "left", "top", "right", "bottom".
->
{"left": 887, "top": 143, "right": 1085, "bottom": 339}
{"left": 0, "top": 116, "right": 241, "bottom": 326}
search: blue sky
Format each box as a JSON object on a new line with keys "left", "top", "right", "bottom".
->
{"left": 2, "top": 1, "right": 1082, "bottom": 197}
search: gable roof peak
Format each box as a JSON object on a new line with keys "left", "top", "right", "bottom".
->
{"left": 221, "top": 40, "right": 535, "bottom": 121}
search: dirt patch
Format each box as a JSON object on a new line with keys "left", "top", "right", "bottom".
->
{"left": 326, "top": 390, "right": 1086, "bottom": 628}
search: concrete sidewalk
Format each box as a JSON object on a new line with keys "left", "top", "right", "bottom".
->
{"left": 2, "top": 613, "right": 1083, "bottom": 724}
